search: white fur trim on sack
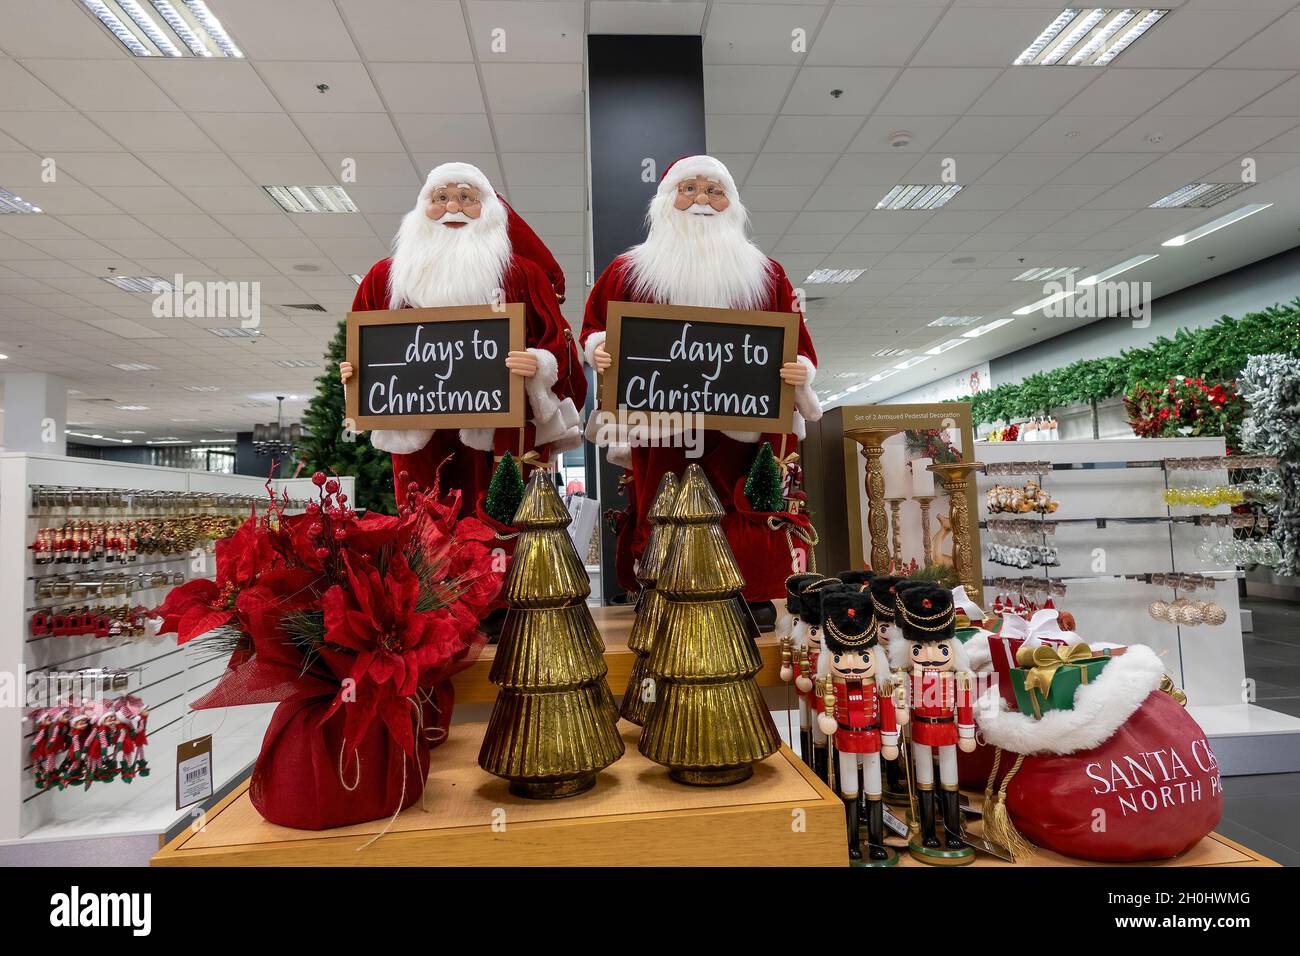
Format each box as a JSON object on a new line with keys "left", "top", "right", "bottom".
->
{"left": 975, "top": 643, "right": 1165, "bottom": 757}
{"left": 369, "top": 428, "right": 434, "bottom": 456}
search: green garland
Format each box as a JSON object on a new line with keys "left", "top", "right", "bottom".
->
{"left": 949, "top": 300, "right": 1300, "bottom": 425}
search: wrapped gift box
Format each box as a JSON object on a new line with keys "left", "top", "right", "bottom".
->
{"left": 1010, "top": 645, "right": 1116, "bottom": 718}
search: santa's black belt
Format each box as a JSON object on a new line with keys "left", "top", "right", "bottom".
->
{"left": 911, "top": 715, "right": 954, "bottom": 725}
{"left": 837, "top": 723, "right": 879, "bottom": 733}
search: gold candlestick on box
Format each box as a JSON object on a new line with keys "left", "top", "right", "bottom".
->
{"left": 885, "top": 497, "right": 906, "bottom": 569}
{"left": 914, "top": 496, "right": 935, "bottom": 566}
{"left": 844, "top": 427, "right": 898, "bottom": 573}
{"left": 927, "top": 462, "right": 983, "bottom": 597}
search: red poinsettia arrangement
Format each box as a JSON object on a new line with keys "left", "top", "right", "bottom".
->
{"left": 153, "top": 467, "right": 503, "bottom": 830}
{"left": 1124, "top": 377, "right": 1246, "bottom": 452}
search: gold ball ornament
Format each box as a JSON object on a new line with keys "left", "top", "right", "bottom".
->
{"left": 1204, "top": 603, "right": 1228, "bottom": 626}
{"left": 1148, "top": 600, "right": 1169, "bottom": 621}
{"left": 1178, "top": 603, "right": 1205, "bottom": 626}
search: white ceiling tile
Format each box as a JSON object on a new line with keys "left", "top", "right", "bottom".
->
{"left": 86, "top": 111, "right": 220, "bottom": 153}
{"left": 494, "top": 113, "right": 585, "bottom": 152}
{"left": 287, "top": 112, "right": 400, "bottom": 154}
{"left": 340, "top": 0, "right": 472, "bottom": 61}
{"left": 787, "top": 209, "right": 866, "bottom": 234}
{"left": 26, "top": 237, "right": 119, "bottom": 259}
{"left": 501, "top": 185, "right": 586, "bottom": 213}
{"left": 803, "top": 183, "right": 880, "bottom": 211}
{"left": 913, "top": 7, "right": 1054, "bottom": 66}
{"left": 748, "top": 152, "right": 838, "bottom": 184}
{"left": 942, "top": 182, "right": 1038, "bottom": 210}
{"left": 138, "top": 152, "right": 254, "bottom": 187}
{"left": 1, "top": 1, "right": 129, "bottom": 58}
{"left": 1217, "top": 10, "right": 1300, "bottom": 67}
{"left": 217, "top": 0, "right": 361, "bottom": 60}
{"left": 0, "top": 60, "right": 73, "bottom": 110}
{"left": 708, "top": 115, "right": 773, "bottom": 153}
{"left": 182, "top": 186, "right": 282, "bottom": 215}
{"left": 849, "top": 115, "right": 957, "bottom": 153}
{"left": 807, "top": 4, "right": 943, "bottom": 65}
{"left": 1120, "top": 10, "right": 1280, "bottom": 67}
{"left": 0, "top": 112, "right": 121, "bottom": 151}
{"left": 906, "top": 152, "right": 1003, "bottom": 182}
{"left": 229, "top": 153, "right": 335, "bottom": 184}
{"left": 704, "top": 3, "right": 823, "bottom": 65}
{"left": 873, "top": 68, "right": 1002, "bottom": 115}
{"left": 133, "top": 215, "right": 233, "bottom": 239}
{"left": 394, "top": 114, "right": 495, "bottom": 152}
{"left": 1059, "top": 69, "right": 1201, "bottom": 116}
{"left": 969, "top": 69, "right": 1100, "bottom": 116}
{"left": 764, "top": 115, "right": 862, "bottom": 152}
{"left": 1241, "top": 74, "right": 1300, "bottom": 116}
{"left": 211, "top": 215, "right": 307, "bottom": 238}
{"left": 140, "top": 61, "right": 281, "bottom": 113}
{"left": 411, "top": 153, "right": 504, "bottom": 184}
{"left": 350, "top": 186, "right": 428, "bottom": 214}
{"left": 1181, "top": 116, "right": 1300, "bottom": 151}
{"left": 55, "top": 215, "right": 157, "bottom": 239}
{"left": 371, "top": 63, "right": 486, "bottom": 113}
{"left": 90, "top": 186, "right": 200, "bottom": 214}
{"left": 1149, "top": 69, "right": 1295, "bottom": 118}
{"left": 824, "top": 151, "right": 924, "bottom": 185}
{"left": 172, "top": 237, "right": 259, "bottom": 259}
{"left": 480, "top": 62, "right": 583, "bottom": 113}
{"left": 1015, "top": 115, "right": 1131, "bottom": 153}
{"left": 319, "top": 152, "right": 419, "bottom": 187}
{"left": 713, "top": 153, "right": 756, "bottom": 182}
{"left": 704, "top": 65, "right": 798, "bottom": 114}
{"left": 976, "top": 152, "right": 1076, "bottom": 184}
{"left": 258, "top": 62, "right": 385, "bottom": 113}
{"left": 1099, "top": 114, "right": 1220, "bottom": 152}
{"left": 932, "top": 114, "right": 1045, "bottom": 153}
{"left": 56, "top": 153, "right": 167, "bottom": 187}
{"left": 190, "top": 113, "right": 313, "bottom": 152}
{"left": 747, "top": 209, "right": 798, "bottom": 234}
{"left": 499, "top": 153, "right": 584, "bottom": 186}
{"left": 589, "top": 1, "right": 707, "bottom": 34}
{"left": 782, "top": 67, "right": 896, "bottom": 115}
{"left": 21, "top": 60, "right": 172, "bottom": 112}
{"left": 466, "top": 1, "right": 585, "bottom": 62}
{"left": 1052, "top": 152, "right": 1158, "bottom": 184}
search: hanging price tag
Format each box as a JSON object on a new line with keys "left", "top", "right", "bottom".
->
{"left": 176, "top": 735, "right": 213, "bottom": 810}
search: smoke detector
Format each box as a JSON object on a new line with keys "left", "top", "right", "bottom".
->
{"left": 888, "top": 130, "right": 913, "bottom": 149}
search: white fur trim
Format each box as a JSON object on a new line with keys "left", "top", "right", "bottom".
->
{"left": 975, "top": 644, "right": 1166, "bottom": 756}
{"left": 524, "top": 347, "right": 563, "bottom": 425}
{"left": 583, "top": 330, "right": 606, "bottom": 369}
{"left": 792, "top": 411, "right": 806, "bottom": 441}
{"left": 459, "top": 427, "right": 496, "bottom": 452}
{"left": 369, "top": 428, "right": 434, "bottom": 455}
{"left": 658, "top": 155, "right": 737, "bottom": 197}
{"left": 722, "top": 430, "right": 762, "bottom": 443}
{"left": 962, "top": 632, "right": 993, "bottom": 673}
{"left": 540, "top": 398, "right": 583, "bottom": 452}
{"left": 420, "top": 162, "right": 495, "bottom": 204}
{"left": 952, "top": 584, "right": 985, "bottom": 622}
{"left": 776, "top": 611, "right": 793, "bottom": 639}
{"left": 793, "top": 355, "right": 822, "bottom": 423}
{"left": 606, "top": 443, "right": 632, "bottom": 468}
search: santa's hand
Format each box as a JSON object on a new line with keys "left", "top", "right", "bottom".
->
{"left": 795, "top": 675, "right": 813, "bottom": 694}
{"left": 592, "top": 342, "right": 612, "bottom": 371}
{"left": 779, "top": 664, "right": 793, "bottom": 683}
{"left": 882, "top": 745, "right": 898, "bottom": 761}
{"left": 817, "top": 714, "right": 837, "bottom": 737}
{"left": 339, "top": 361, "right": 353, "bottom": 384}
{"left": 505, "top": 350, "right": 539, "bottom": 378}
{"left": 779, "top": 361, "right": 809, "bottom": 387}
{"left": 958, "top": 737, "right": 976, "bottom": 754}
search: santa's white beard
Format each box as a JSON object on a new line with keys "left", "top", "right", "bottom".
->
{"left": 625, "top": 192, "right": 772, "bottom": 310}
{"left": 387, "top": 202, "right": 512, "bottom": 309}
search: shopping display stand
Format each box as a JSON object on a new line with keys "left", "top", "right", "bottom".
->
{"left": 152, "top": 722, "right": 845, "bottom": 867}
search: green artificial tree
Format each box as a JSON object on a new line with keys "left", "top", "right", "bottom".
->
{"left": 297, "top": 319, "right": 396, "bottom": 515}
{"left": 484, "top": 452, "right": 526, "bottom": 526}
{"left": 744, "top": 442, "right": 785, "bottom": 512}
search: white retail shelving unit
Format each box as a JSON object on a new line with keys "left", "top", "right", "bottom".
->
{"left": 975, "top": 436, "right": 1300, "bottom": 775}
{"left": 0, "top": 453, "right": 352, "bottom": 846}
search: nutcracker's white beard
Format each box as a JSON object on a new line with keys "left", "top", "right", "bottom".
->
{"left": 626, "top": 191, "right": 771, "bottom": 310}
{"left": 388, "top": 199, "right": 511, "bottom": 308}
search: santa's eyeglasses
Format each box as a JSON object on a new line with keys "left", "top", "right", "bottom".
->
{"left": 676, "top": 180, "right": 727, "bottom": 198}
{"left": 429, "top": 184, "right": 483, "bottom": 208}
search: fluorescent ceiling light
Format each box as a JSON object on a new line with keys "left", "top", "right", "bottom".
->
{"left": 872, "top": 347, "right": 910, "bottom": 357}
{"left": 78, "top": 0, "right": 243, "bottom": 57}
{"left": 207, "top": 327, "right": 260, "bottom": 338}
{"left": 894, "top": 356, "right": 928, "bottom": 370}
{"left": 109, "top": 362, "right": 159, "bottom": 371}
{"left": 69, "top": 431, "right": 133, "bottom": 444}
{"left": 844, "top": 383, "right": 868, "bottom": 393}
{"left": 1150, "top": 182, "right": 1252, "bottom": 209}
{"left": 183, "top": 385, "right": 221, "bottom": 391}
{"left": 171, "top": 418, "right": 201, "bottom": 422}
{"left": 1161, "top": 203, "right": 1272, "bottom": 247}
{"left": 928, "top": 315, "right": 982, "bottom": 328}
{"left": 876, "top": 184, "right": 962, "bottom": 211}
{"left": 272, "top": 359, "right": 320, "bottom": 368}
{"left": 263, "top": 185, "right": 358, "bottom": 214}
{"left": 963, "top": 318, "right": 1015, "bottom": 338}
{"left": 100, "top": 274, "right": 169, "bottom": 293}
{"left": 869, "top": 368, "right": 902, "bottom": 383}
{"left": 925, "top": 338, "right": 968, "bottom": 356}
{"left": 1013, "top": 266, "right": 1080, "bottom": 282}
{"left": 200, "top": 437, "right": 234, "bottom": 442}
{"left": 116, "top": 405, "right": 149, "bottom": 411}
{"left": 0, "top": 353, "right": 9, "bottom": 360}
{"left": 1014, "top": 8, "right": 1168, "bottom": 67}
{"left": 1077, "top": 253, "right": 1159, "bottom": 286}
{"left": 0, "top": 187, "right": 42, "bottom": 214}
{"left": 1014, "top": 289, "right": 1077, "bottom": 316}
{"left": 805, "top": 268, "right": 866, "bottom": 284}
{"left": 147, "top": 439, "right": 188, "bottom": 445}
{"left": 118, "top": 430, "right": 146, "bottom": 435}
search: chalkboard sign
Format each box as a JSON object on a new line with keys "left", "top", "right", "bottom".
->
{"left": 345, "top": 304, "right": 525, "bottom": 431}
{"left": 601, "top": 301, "right": 798, "bottom": 432}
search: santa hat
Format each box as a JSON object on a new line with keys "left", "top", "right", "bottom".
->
{"left": 656, "top": 155, "right": 739, "bottom": 200}
{"left": 416, "top": 161, "right": 565, "bottom": 301}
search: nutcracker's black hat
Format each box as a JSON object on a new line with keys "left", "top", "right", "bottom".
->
{"left": 821, "top": 587, "right": 878, "bottom": 652}
{"left": 797, "top": 575, "right": 841, "bottom": 627}
{"left": 868, "top": 575, "right": 907, "bottom": 622}
{"left": 785, "top": 573, "right": 822, "bottom": 615}
{"left": 895, "top": 583, "right": 957, "bottom": 643}
{"left": 835, "top": 569, "right": 873, "bottom": 591}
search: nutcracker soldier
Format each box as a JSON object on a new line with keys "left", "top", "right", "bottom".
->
{"left": 792, "top": 575, "right": 841, "bottom": 781}
{"left": 815, "top": 588, "right": 898, "bottom": 865}
{"left": 890, "top": 584, "right": 976, "bottom": 864}
{"left": 868, "top": 574, "right": 908, "bottom": 803}
{"left": 777, "top": 572, "right": 822, "bottom": 765}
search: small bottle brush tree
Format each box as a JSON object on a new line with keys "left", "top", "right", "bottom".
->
{"left": 639, "top": 464, "right": 781, "bottom": 785}
{"left": 484, "top": 452, "right": 526, "bottom": 526}
{"left": 478, "top": 469, "right": 624, "bottom": 798}
{"left": 621, "top": 471, "right": 679, "bottom": 726}
{"left": 744, "top": 442, "right": 785, "bottom": 512}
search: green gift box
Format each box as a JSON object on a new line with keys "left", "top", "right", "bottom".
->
{"left": 1009, "top": 644, "right": 1113, "bottom": 718}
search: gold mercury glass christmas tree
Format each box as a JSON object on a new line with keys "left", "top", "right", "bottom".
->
{"left": 478, "top": 469, "right": 624, "bottom": 798}
{"left": 639, "top": 464, "right": 782, "bottom": 785}
{"left": 621, "top": 471, "right": 679, "bottom": 726}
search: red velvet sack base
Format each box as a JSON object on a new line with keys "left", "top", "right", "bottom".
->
{"left": 250, "top": 693, "right": 430, "bottom": 831}
{"left": 723, "top": 480, "right": 811, "bottom": 602}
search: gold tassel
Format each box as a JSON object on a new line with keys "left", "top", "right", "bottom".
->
{"left": 982, "top": 749, "right": 1033, "bottom": 862}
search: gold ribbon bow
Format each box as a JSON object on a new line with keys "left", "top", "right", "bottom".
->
{"left": 1015, "top": 642, "right": 1094, "bottom": 697}
{"left": 778, "top": 451, "right": 801, "bottom": 469}
{"left": 494, "top": 449, "right": 551, "bottom": 471}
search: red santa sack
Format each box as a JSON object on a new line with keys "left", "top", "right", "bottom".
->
{"left": 976, "top": 644, "right": 1222, "bottom": 862}
{"left": 723, "top": 479, "right": 814, "bottom": 602}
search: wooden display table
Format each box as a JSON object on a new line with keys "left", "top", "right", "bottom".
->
{"left": 152, "top": 721, "right": 845, "bottom": 867}
{"left": 451, "top": 603, "right": 785, "bottom": 704}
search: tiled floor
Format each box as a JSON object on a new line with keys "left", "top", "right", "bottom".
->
{"left": 1223, "top": 597, "right": 1300, "bottom": 864}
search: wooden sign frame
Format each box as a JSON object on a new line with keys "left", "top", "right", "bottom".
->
{"left": 345, "top": 304, "right": 525, "bottom": 431}
{"left": 600, "top": 301, "right": 799, "bottom": 434}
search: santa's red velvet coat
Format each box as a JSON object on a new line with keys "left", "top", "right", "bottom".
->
{"left": 581, "top": 252, "right": 818, "bottom": 561}
{"left": 352, "top": 255, "right": 586, "bottom": 510}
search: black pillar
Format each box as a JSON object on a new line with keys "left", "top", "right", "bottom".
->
{"left": 586, "top": 34, "right": 706, "bottom": 604}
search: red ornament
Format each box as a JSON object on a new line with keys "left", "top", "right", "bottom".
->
{"left": 921, "top": 598, "right": 932, "bottom": 609}
{"left": 311, "top": 471, "right": 327, "bottom": 487}
{"left": 846, "top": 608, "right": 856, "bottom": 618}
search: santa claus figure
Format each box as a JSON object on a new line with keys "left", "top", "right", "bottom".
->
{"left": 340, "top": 162, "right": 585, "bottom": 509}
{"left": 581, "top": 155, "right": 822, "bottom": 612}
